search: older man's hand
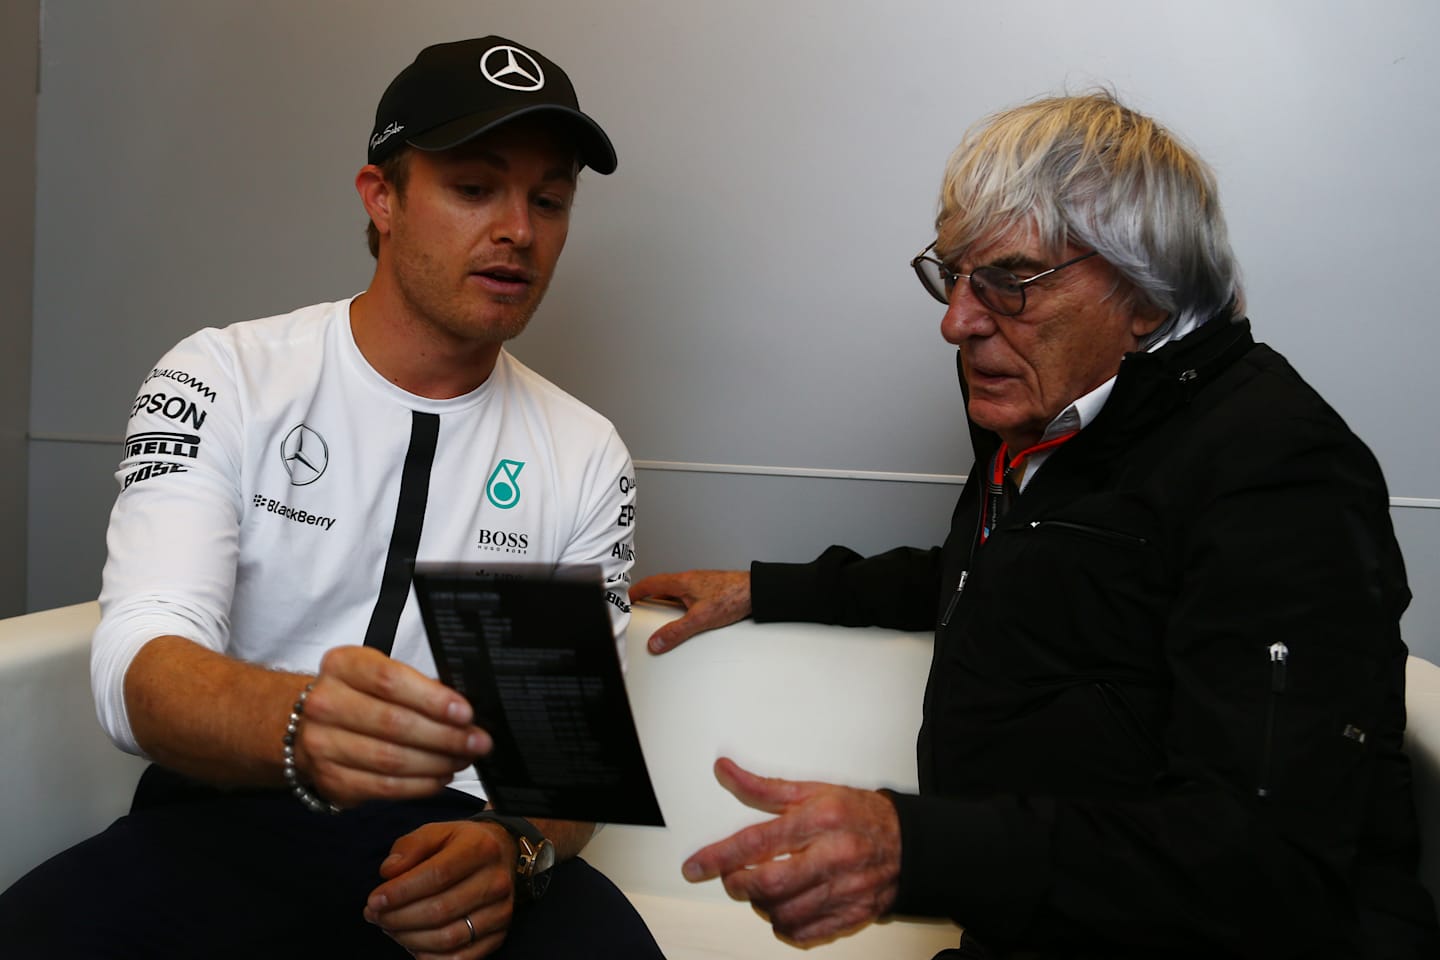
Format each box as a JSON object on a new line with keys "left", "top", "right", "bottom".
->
{"left": 630, "top": 569, "right": 753, "bottom": 654}
{"left": 682, "top": 758, "right": 902, "bottom": 946}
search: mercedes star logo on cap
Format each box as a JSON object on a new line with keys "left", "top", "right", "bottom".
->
{"left": 481, "top": 45, "right": 545, "bottom": 91}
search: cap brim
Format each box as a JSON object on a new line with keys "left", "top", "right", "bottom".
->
{"left": 406, "top": 105, "right": 617, "bottom": 175}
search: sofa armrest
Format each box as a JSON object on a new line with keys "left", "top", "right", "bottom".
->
{"left": 0, "top": 602, "right": 146, "bottom": 891}
{"left": 1404, "top": 655, "right": 1440, "bottom": 916}
{"left": 583, "top": 603, "right": 961, "bottom": 957}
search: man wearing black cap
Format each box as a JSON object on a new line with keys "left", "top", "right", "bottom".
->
{"left": 0, "top": 36, "right": 663, "bottom": 959}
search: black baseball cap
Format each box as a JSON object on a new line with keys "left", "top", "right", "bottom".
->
{"left": 368, "top": 36, "right": 617, "bottom": 174}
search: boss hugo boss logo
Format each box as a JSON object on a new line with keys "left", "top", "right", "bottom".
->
{"left": 280, "top": 424, "right": 329, "bottom": 486}
{"left": 481, "top": 45, "right": 545, "bottom": 91}
{"left": 476, "top": 529, "right": 530, "bottom": 553}
{"left": 486, "top": 459, "right": 525, "bottom": 509}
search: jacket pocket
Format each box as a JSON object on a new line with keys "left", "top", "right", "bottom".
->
{"left": 1028, "top": 519, "right": 1149, "bottom": 548}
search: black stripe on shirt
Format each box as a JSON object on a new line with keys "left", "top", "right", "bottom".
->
{"left": 363, "top": 410, "right": 439, "bottom": 656}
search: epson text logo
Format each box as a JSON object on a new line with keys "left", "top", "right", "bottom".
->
{"left": 132, "top": 392, "right": 207, "bottom": 431}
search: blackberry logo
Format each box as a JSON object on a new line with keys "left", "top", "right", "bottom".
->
{"left": 251, "top": 493, "right": 336, "bottom": 531}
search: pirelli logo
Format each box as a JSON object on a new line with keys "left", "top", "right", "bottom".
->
{"left": 125, "top": 431, "right": 201, "bottom": 460}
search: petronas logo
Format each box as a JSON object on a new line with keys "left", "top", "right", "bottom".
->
{"left": 486, "top": 459, "right": 525, "bottom": 510}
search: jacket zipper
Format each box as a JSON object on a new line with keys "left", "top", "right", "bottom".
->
{"left": 1257, "top": 641, "right": 1289, "bottom": 798}
{"left": 1028, "top": 519, "right": 1149, "bottom": 547}
{"left": 940, "top": 487, "right": 987, "bottom": 628}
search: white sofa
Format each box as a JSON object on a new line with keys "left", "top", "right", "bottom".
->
{"left": 1, "top": 601, "right": 1437, "bottom": 958}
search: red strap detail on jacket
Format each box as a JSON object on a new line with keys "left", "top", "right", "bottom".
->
{"left": 980, "top": 431, "right": 1078, "bottom": 544}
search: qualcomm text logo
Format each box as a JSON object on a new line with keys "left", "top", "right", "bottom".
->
{"left": 486, "top": 459, "right": 525, "bottom": 509}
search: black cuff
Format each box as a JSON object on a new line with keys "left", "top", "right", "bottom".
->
{"left": 750, "top": 548, "right": 861, "bottom": 623}
{"left": 886, "top": 791, "right": 1053, "bottom": 937}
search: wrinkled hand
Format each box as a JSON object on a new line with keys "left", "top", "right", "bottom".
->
{"left": 296, "top": 645, "right": 491, "bottom": 807}
{"left": 365, "top": 820, "right": 516, "bottom": 959}
{"left": 630, "top": 570, "right": 752, "bottom": 653}
{"left": 682, "top": 758, "right": 901, "bottom": 946}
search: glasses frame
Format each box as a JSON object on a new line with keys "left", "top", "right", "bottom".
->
{"left": 910, "top": 242, "right": 1099, "bottom": 316}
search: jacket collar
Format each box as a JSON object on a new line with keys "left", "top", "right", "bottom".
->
{"left": 957, "top": 315, "right": 1257, "bottom": 465}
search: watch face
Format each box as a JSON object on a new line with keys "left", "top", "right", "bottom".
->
{"left": 531, "top": 868, "right": 552, "bottom": 901}
{"left": 533, "top": 839, "right": 556, "bottom": 875}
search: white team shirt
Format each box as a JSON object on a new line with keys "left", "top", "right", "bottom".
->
{"left": 93, "top": 298, "right": 637, "bottom": 798}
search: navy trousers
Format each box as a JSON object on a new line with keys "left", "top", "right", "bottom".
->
{"left": 0, "top": 765, "right": 665, "bottom": 959}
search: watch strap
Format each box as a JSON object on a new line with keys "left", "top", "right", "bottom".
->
{"left": 468, "top": 812, "right": 545, "bottom": 845}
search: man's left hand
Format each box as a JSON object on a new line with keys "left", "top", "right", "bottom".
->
{"left": 365, "top": 820, "right": 517, "bottom": 959}
{"left": 682, "top": 758, "right": 902, "bottom": 946}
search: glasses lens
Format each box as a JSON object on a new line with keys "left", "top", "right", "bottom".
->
{"left": 971, "top": 267, "right": 1025, "bottom": 316}
{"left": 914, "top": 258, "right": 951, "bottom": 304}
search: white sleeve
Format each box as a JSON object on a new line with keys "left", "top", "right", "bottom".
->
{"left": 557, "top": 427, "right": 637, "bottom": 671}
{"left": 92, "top": 333, "right": 245, "bottom": 755}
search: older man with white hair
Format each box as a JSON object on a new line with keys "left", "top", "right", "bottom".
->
{"left": 635, "top": 92, "right": 1440, "bottom": 958}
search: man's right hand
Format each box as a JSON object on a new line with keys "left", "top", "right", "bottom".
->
{"left": 629, "top": 570, "right": 752, "bottom": 654}
{"left": 297, "top": 645, "right": 492, "bottom": 808}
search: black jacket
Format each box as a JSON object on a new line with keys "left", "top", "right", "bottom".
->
{"left": 752, "top": 318, "right": 1439, "bottom": 958}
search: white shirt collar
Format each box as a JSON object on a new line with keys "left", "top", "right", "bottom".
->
{"left": 1016, "top": 314, "right": 1203, "bottom": 490}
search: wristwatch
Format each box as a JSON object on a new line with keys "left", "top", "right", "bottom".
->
{"left": 469, "top": 812, "right": 556, "bottom": 902}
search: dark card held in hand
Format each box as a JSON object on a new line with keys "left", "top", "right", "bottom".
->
{"left": 413, "top": 563, "right": 664, "bottom": 826}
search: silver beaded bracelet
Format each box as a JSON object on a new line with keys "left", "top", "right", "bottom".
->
{"left": 282, "top": 681, "right": 341, "bottom": 815}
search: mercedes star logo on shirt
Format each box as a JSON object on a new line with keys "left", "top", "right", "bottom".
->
{"left": 280, "top": 424, "right": 329, "bottom": 486}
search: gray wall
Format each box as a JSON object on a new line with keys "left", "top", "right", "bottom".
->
{"left": 1, "top": 0, "right": 39, "bottom": 618}
{"left": 25, "top": 1, "right": 1440, "bottom": 659}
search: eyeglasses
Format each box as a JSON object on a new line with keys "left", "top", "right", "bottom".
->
{"left": 910, "top": 242, "right": 1099, "bottom": 316}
